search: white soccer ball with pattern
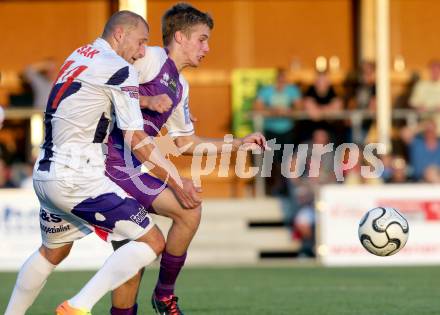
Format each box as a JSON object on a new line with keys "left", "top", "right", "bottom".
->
{"left": 358, "top": 207, "right": 409, "bottom": 256}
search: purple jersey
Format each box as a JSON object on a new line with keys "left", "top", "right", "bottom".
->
{"left": 106, "top": 47, "right": 190, "bottom": 173}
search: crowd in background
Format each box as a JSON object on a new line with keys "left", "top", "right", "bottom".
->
{"left": 1, "top": 60, "right": 440, "bottom": 187}
{"left": 0, "top": 58, "right": 57, "bottom": 189}
{"left": 2, "top": 58, "right": 440, "bottom": 256}
{"left": 253, "top": 60, "right": 440, "bottom": 257}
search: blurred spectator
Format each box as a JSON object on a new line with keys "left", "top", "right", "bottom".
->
{"left": 0, "top": 158, "right": 14, "bottom": 188}
{"left": 286, "top": 129, "right": 336, "bottom": 256}
{"left": 341, "top": 147, "right": 364, "bottom": 185}
{"left": 392, "top": 73, "right": 421, "bottom": 156}
{"left": 409, "top": 60, "right": 440, "bottom": 133}
{"left": 254, "top": 68, "right": 301, "bottom": 195}
{"left": 300, "top": 128, "right": 336, "bottom": 184}
{"left": 298, "top": 71, "right": 343, "bottom": 144}
{"left": 0, "top": 106, "right": 4, "bottom": 130}
{"left": 401, "top": 119, "right": 440, "bottom": 181}
{"left": 344, "top": 61, "right": 376, "bottom": 143}
{"left": 382, "top": 155, "right": 408, "bottom": 183}
{"left": 10, "top": 162, "right": 33, "bottom": 188}
{"left": 291, "top": 184, "right": 315, "bottom": 257}
{"left": 346, "top": 60, "right": 376, "bottom": 111}
{"left": 303, "top": 71, "right": 343, "bottom": 120}
{"left": 394, "top": 72, "right": 420, "bottom": 110}
{"left": 288, "top": 129, "right": 336, "bottom": 189}
{"left": 0, "top": 106, "right": 13, "bottom": 163}
{"left": 0, "top": 119, "right": 25, "bottom": 164}
{"left": 342, "top": 147, "right": 383, "bottom": 185}
{"left": 22, "top": 57, "right": 57, "bottom": 110}
{"left": 8, "top": 76, "right": 34, "bottom": 107}
{"left": 423, "top": 165, "right": 440, "bottom": 183}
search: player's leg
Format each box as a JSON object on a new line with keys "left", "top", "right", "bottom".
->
{"left": 4, "top": 243, "right": 72, "bottom": 315}
{"left": 106, "top": 172, "right": 166, "bottom": 315}
{"left": 106, "top": 171, "right": 167, "bottom": 315}
{"left": 107, "top": 171, "right": 200, "bottom": 315}
{"left": 111, "top": 188, "right": 201, "bottom": 315}
{"left": 4, "top": 178, "right": 86, "bottom": 315}
{"left": 150, "top": 188, "right": 201, "bottom": 314}
{"left": 110, "top": 239, "right": 144, "bottom": 314}
{"left": 63, "top": 225, "right": 164, "bottom": 312}
{"left": 56, "top": 177, "right": 165, "bottom": 313}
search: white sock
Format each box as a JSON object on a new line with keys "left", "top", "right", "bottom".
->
{"left": 4, "top": 249, "right": 56, "bottom": 315}
{"left": 69, "top": 241, "right": 157, "bottom": 310}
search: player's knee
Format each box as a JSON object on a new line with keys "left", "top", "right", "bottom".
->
{"left": 39, "top": 243, "right": 72, "bottom": 265}
{"left": 182, "top": 204, "right": 202, "bottom": 230}
{"left": 153, "top": 233, "right": 166, "bottom": 255}
{"left": 124, "top": 270, "right": 143, "bottom": 288}
{"left": 137, "top": 226, "right": 165, "bottom": 255}
{"left": 175, "top": 203, "right": 202, "bottom": 225}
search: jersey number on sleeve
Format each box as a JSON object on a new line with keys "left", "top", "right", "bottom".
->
{"left": 38, "top": 60, "right": 88, "bottom": 172}
{"left": 51, "top": 60, "right": 88, "bottom": 109}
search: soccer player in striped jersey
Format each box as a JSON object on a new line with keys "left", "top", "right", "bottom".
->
{"left": 5, "top": 11, "right": 200, "bottom": 315}
{"left": 106, "top": 4, "right": 266, "bottom": 315}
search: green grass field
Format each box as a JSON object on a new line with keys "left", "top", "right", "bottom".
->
{"left": 1, "top": 265, "right": 440, "bottom": 315}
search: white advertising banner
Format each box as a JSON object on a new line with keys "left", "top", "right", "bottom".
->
{"left": 0, "top": 189, "right": 113, "bottom": 271}
{"left": 318, "top": 184, "right": 440, "bottom": 266}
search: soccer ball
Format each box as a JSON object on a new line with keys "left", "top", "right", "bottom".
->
{"left": 358, "top": 207, "right": 409, "bottom": 256}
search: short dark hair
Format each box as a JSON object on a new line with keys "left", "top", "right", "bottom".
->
{"left": 162, "top": 3, "right": 214, "bottom": 46}
{"left": 102, "top": 10, "right": 149, "bottom": 39}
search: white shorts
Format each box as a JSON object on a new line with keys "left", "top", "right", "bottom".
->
{"left": 34, "top": 175, "right": 154, "bottom": 249}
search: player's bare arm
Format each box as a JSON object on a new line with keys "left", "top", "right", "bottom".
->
{"left": 123, "top": 129, "right": 201, "bottom": 209}
{"left": 140, "top": 94, "right": 172, "bottom": 113}
{"left": 173, "top": 132, "right": 267, "bottom": 156}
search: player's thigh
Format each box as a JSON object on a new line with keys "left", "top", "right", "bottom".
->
{"left": 34, "top": 179, "right": 93, "bottom": 249}
{"left": 135, "top": 225, "right": 165, "bottom": 254}
{"left": 152, "top": 188, "right": 202, "bottom": 222}
{"left": 35, "top": 176, "right": 157, "bottom": 243}
{"left": 106, "top": 169, "right": 166, "bottom": 214}
{"left": 39, "top": 243, "right": 73, "bottom": 265}
{"left": 68, "top": 176, "right": 158, "bottom": 242}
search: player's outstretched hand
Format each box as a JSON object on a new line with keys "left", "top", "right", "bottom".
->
{"left": 239, "top": 132, "right": 268, "bottom": 151}
{"left": 140, "top": 94, "right": 173, "bottom": 113}
{"left": 172, "top": 178, "right": 202, "bottom": 209}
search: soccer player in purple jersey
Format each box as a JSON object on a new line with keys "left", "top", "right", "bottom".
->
{"left": 106, "top": 3, "right": 266, "bottom": 315}
{"left": 4, "top": 11, "right": 200, "bottom": 315}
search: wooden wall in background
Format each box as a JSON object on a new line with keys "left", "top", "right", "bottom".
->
{"left": 2, "top": 1, "right": 440, "bottom": 83}
{"left": 2, "top": 0, "right": 438, "bottom": 196}
{"left": 147, "top": 0, "right": 353, "bottom": 137}
{"left": 390, "top": 0, "right": 440, "bottom": 72}
{"left": 0, "top": 0, "right": 354, "bottom": 140}
{"left": 147, "top": 0, "right": 353, "bottom": 71}
{"left": 0, "top": 0, "right": 109, "bottom": 71}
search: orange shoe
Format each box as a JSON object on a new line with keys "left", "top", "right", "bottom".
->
{"left": 55, "top": 301, "right": 91, "bottom": 315}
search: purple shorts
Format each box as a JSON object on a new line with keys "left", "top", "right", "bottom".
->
{"left": 105, "top": 164, "right": 167, "bottom": 214}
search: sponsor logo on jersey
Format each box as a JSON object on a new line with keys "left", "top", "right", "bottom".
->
{"left": 169, "top": 78, "right": 178, "bottom": 94}
{"left": 160, "top": 72, "right": 179, "bottom": 95}
{"left": 130, "top": 206, "right": 149, "bottom": 225}
{"left": 121, "top": 86, "right": 139, "bottom": 99}
{"left": 40, "top": 209, "right": 62, "bottom": 223}
{"left": 40, "top": 223, "right": 71, "bottom": 234}
{"left": 160, "top": 72, "right": 170, "bottom": 86}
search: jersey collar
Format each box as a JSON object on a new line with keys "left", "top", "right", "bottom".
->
{"left": 93, "top": 37, "right": 113, "bottom": 51}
